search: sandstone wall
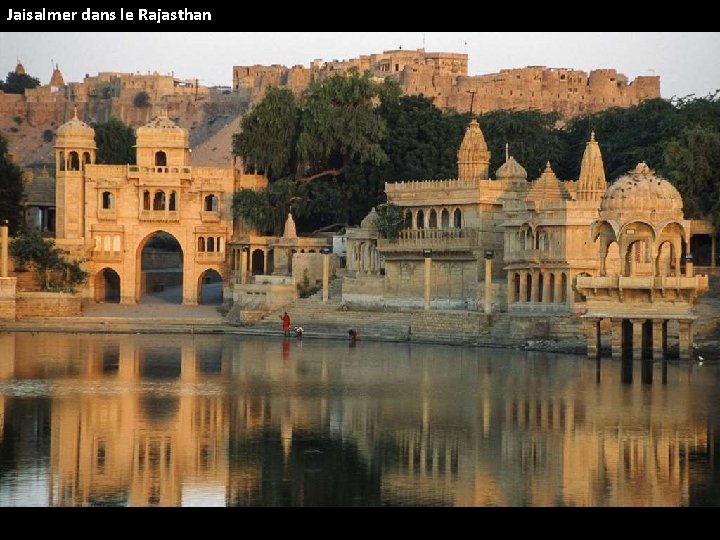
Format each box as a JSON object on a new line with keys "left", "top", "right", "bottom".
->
{"left": 234, "top": 57, "right": 660, "bottom": 119}
{"left": 16, "top": 291, "right": 82, "bottom": 318}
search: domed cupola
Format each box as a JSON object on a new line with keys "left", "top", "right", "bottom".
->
{"left": 55, "top": 107, "right": 96, "bottom": 173}
{"left": 600, "top": 162, "right": 683, "bottom": 222}
{"left": 135, "top": 110, "right": 190, "bottom": 168}
{"left": 496, "top": 155, "right": 527, "bottom": 183}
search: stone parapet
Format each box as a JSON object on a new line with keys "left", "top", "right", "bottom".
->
{"left": 16, "top": 291, "right": 81, "bottom": 318}
{"left": 0, "top": 278, "right": 17, "bottom": 321}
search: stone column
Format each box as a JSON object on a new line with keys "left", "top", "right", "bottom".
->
{"left": 541, "top": 271, "right": 551, "bottom": 303}
{"left": 652, "top": 319, "right": 666, "bottom": 361}
{"left": 630, "top": 318, "right": 645, "bottom": 361}
{"left": 240, "top": 249, "right": 248, "bottom": 284}
{"left": 583, "top": 318, "right": 601, "bottom": 359}
{"left": 424, "top": 254, "right": 432, "bottom": 311}
{"left": 566, "top": 272, "right": 574, "bottom": 306}
{"left": 611, "top": 318, "right": 623, "bottom": 361}
{"left": 322, "top": 251, "right": 330, "bottom": 303}
{"left": 530, "top": 271, "right": 539, "bottom": 303}
{"left": 263, "top": 249, "right": 269, "bottom": 276}
{"left": 507, "top": 272, "right": 514, "bottom": 306}
{"left": 685, "top": 259, "right": 694, "bottom": 278}
{"left": 554, "top": 271, "right": 563, "bottom": 304}
{"left": 484, "top": 258, "right": 492, "bottom": 314}
{"left": 678, "top": 319, "right": 694, "bottom": 361}
{"left": 519, "top": 271, "right": 528, "bottom": 303}
{"left": 0, "top": 224, "right": 8, "bottom": 278}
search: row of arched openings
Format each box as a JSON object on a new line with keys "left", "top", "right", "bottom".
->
{"left": 142, "top": 190, "right": 178, "bottom": 211}
{"left": 58, "top": 151, "right": 92, "bottom": 171}
{"left": 405, "top": 208, "right": 462, "bottom": 230}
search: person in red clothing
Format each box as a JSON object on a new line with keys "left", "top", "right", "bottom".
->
{"left": 280, "top": 312, "right": 291, "bottom": 336}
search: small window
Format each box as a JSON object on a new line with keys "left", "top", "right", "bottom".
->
{"left": 169, "top": 191, "right": 177, "bottom": 211}
{"left": 69, "top": 151, "right": 80, "bottom": 171}
{"left": 155, "top": 151, "right": 167, "bottom": 167}
{"left": 143, "top": 190, "right": 151, "bottom": 210}
{"left": 207, "top": 237, "right": 215, "bottom": 252}
{"left": 198, "top": 237, "right": 205, "bottom": 252}
{"left": 153, "top": 191, "right": 165, "bottom": 211}
{"left": 204, "top": 194, "right": 218, "bottom": 212}
{"left": 102, "top": 191, "right": 114, "bottom": 210}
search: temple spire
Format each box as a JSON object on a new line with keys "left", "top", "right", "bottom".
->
{"left": 457, "top": 119, "right": 490, "bottom": 181}
{"left": 577, "top": 131, "right": 607, "bottom": 202}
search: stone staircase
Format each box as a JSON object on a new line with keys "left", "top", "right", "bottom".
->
{"left": 252, "top": 277, "right": 412, "bottom": 341}
{"left": 3, "top": 316, "right": 226, "bottom": 334}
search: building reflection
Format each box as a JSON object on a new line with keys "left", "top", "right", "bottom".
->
{"left": 0, "top": 333, "right": 717, "bottom": 506}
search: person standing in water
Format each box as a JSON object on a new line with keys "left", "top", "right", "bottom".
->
{"left": 280, "top": 312, "right": 291, "bottom": 336}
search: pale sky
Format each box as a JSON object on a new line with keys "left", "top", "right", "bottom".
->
{"left": 1, "top": 32, "right": 718, "bottom": 99}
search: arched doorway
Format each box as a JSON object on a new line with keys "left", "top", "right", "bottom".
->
{"left": 251, "top": 249, "right": 264, "bottom": 276}
{"left": 96, "top": 268, "right": 120, "bottom": 303}
{"left": 198, "top": 269, "right": 223, "bottom": 305}
{"left": 138, "top": 231, "right": 183, "bottom": 304}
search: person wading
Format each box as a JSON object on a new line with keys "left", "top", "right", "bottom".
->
{"left": 280, "top": 311, "right": 291, "bottom": 336}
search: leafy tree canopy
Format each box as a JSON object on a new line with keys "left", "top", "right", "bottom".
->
{"left": 94, "top": 117, "right": 136, "bottom": 165}
{"left": 0, "top": 133, "right": 24, "bottom": 234}
{"left": 0, "top": 71, "right": 40, "bottom": 94}
{"left": 10, "top": 229, "right": 88, "bottom": 292}
{"left": 234, "top": 83, "right": 720, "bottom": 232}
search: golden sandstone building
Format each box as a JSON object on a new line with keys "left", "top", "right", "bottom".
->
{"left": 344, "top": 119, "right": 710, "bottom": 360}
{"left": 233, "top": 49, "right": 660, "bottom": 118}
{"left": 52, "top": 109, "right": 264, "bottom": 305}
{"left": 1, "top": 88, "right": 712, "bottom": 362}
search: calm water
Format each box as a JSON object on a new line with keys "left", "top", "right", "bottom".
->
{"left": 0, "top": 332, "right": 718, "bottom": 507}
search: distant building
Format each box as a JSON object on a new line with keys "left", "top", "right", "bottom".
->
{"left": 233, "top": 49, "right": 660, "bottom": 118}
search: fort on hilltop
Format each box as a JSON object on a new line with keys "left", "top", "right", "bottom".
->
{"left": 233, "top": 49, "right": 660, "bottom": 118}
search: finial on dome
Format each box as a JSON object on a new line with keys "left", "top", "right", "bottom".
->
{"left": 633, "top": 162, "right": 652, "bottom": 175}
{"left": 72, "top": 105, "right": 78, "bottom": 120}
{"left": 590, "top": 131, "right": 596, "bottom": 142}
{"left": 545, "top": 161, "right": 553, "bottom": 172}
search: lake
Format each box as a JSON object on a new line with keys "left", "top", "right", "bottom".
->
{"left": 0, "top": 332, "right": 718, "bottom": 506}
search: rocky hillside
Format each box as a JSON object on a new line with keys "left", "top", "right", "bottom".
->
{"left": 1, "top": 94, "right": 248, "bottom": 168}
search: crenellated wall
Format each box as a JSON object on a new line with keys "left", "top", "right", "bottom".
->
{"left": 233, "top": 50, "right": 660, "bottom": 119}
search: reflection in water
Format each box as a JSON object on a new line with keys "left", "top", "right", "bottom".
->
{"left": 0, "top": 332, "right": 718, "bottom": 507}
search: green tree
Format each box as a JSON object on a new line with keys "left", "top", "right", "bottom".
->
{"left": 664, "top": 125, "right": 720, "bottom": 225}
{"left": 477, "top": 109, "right": 565, "bottom": 180}
{"left": 10, "top": 229, "right": 88, "bottom": 292}
{"left": 233, "top": 179, "right": 298, "bottom": 236}
{"left": 94, "top": 117, "right": 136, "bottom": 165}
{"left": 296, "top": 69, "right": 387, "bottom": 183}
{"left": 374, "top": 203, "right": 405, "bottom": 239}
{"left": 560, "top": 98, "right": 678, "bottom": 180}
{"left": 232, "top": 71, "right": 390, "bottom": 233}
{"left": 232, "top": 87, "right": 298, "bottom": 179}
{"left": 0, "top": 71, "right": 40, "bottom": 94}
{"left": 0, "top": 133, "right": 24, "bottom": 234}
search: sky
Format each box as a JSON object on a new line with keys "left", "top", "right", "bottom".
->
{"left": 0, "top": 32, "right": 718, "bottom": 99}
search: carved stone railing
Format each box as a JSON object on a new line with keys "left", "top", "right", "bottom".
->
{"left": 378, "top": 228, "right": 479, "bottom": 250}
{"left": 128, "top": 166, "right": 192, "bottom": 180}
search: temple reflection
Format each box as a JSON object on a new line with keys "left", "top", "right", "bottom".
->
{"left": 0, "top": 333, "right": 717, "bottom": 506}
